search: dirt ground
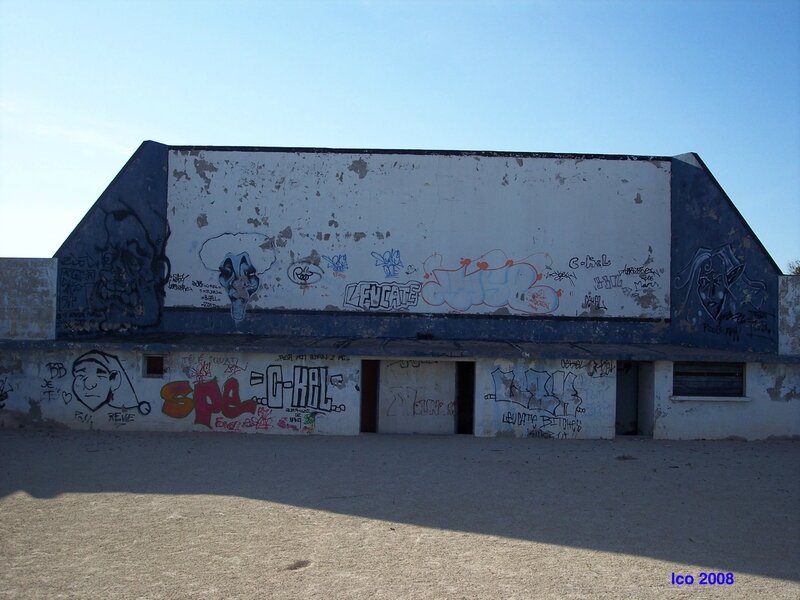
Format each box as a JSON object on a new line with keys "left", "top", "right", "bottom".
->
{"left": 0, "top": 430, "right": 798, "bottom": 600}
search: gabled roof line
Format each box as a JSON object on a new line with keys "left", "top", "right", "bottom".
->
{"left": 685, "top": 152, "right": 782, "bottom": 274}
{"left": 163, "top": 141, "right": 673, "bottom": 162}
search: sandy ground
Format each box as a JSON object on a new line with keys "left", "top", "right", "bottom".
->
{"left": 0, "top": 430, "right": 798, "bottom": 600}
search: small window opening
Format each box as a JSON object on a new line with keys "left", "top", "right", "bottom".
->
{"left": 673, "top": 362, "right": 745, "bottom": 397}
{"left": 144, "top": 355, "right": 165, "bottom": 378}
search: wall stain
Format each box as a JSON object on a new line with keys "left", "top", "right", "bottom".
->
{"left": 634, "top": 193, "right": 643, "bottom": 204}
{"left": 196, "top": 213, "right": 208, "bottom": 228}
{"left": 348, "top": 159, "right": 368, "bottom": 179}
{"left": 193, "top": 159, "right": 218, "bottom": 192}
{"left": 767, "top": 375, "right": 800, "bottom": 402}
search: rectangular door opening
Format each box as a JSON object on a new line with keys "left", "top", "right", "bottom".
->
{"left": 615, "top": 360, "right": 654, "bottom": 437}
{"left": 360, "top": 360, "right": 379, "bottom": 433}
{"left": 456, "top": 362, "right": 475, "bottom": 435}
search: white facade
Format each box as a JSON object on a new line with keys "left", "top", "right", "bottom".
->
{"left": 165, "top": 150, "right": 671, "bottom": 320}
{"left": 651, "top": 361, "right": 800, "bottom": 440}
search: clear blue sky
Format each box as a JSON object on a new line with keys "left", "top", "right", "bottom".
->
{"left": 1, "top": 0, "right": 798, "bottom": 271}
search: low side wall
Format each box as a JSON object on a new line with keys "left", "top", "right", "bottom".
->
{"left": 474, "top": 357, "right": 616, "bottom": 439}
{"left": 779, "top": 276, "right": 800, "bottom": 356}
{"left": 0, "top": 258, "right": 57, "bottom": 340}
{"left": 0, "top": 349, "right": 360, "bottom": 435}
{"left": 652, "top": 361, "right": 800, "bottom": 440}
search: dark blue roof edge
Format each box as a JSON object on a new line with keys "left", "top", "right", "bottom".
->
{"left": 2, "top": 338, "right": 795, "bottom": 364}
{"left": 52, "top": 141, "right": 169, "bottom": 259}
{"left": 687, "top": 152, "right": 783, "bottom": 275}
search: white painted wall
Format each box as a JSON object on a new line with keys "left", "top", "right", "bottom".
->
{"left": 0, "top": 349, "right": 360, "bottom": 435}
{"left": 0, "top": 258, "right": 57, "bottom": 340}
{"left": 779, "top": 276, "right": 800, "bottom": 356}
{"left": 165, "top": 150, "right": 671, "bottom": 322}
{"left": 474, "top": 357, "right": 617, "bottom": 439}
{"left": 652, "top": 361, "right": 800, "bottom": 440}
{"left": 378, "top": 360, "right": 456, "bottom": 434}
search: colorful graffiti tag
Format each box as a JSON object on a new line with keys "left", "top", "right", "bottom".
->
{"left": 421, "top": 250, "right": 561, "bottom": 314}
{"left": 161, "top": 358, "right": 353, "bottom": 433}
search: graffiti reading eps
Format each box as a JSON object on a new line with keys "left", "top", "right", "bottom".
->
{"left": 161, "top": 378, "right": 256, "bottom": 428}
{"left": 162, "top": 364, "right": 347, "bottom": 429}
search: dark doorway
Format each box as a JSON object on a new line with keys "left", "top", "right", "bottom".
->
{"left": 616, "top": 361, "right": 639, "bottom": 435}
{"left": 360, "top": 360, "right": 379, "bottom": 433}
{"left": 456, "top": 362, "right": 475, "bottom": 435}
{"left": 615, "top": 361, "right": 654, "bottom": 437}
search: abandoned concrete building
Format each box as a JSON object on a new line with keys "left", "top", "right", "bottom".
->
{"left": 1, "top": 141, "right": 798, "bottom": 439}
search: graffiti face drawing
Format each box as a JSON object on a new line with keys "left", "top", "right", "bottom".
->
{"left": 696, "top": 253, "right": 743, "bottom": 320}
{"left": 676, "top": 245, "right": 764, "bottom": 323}
{"left": 71, "top": 350, "right": 150, "bottom": 414}
{"left": 72, "top": 351, "right": 123, "bottom": 411}
{"left": 200, "top": 232, "right": 276, "bottom": 323}
{"left": 219, "top": 252, "right": 260, "bottom": 322}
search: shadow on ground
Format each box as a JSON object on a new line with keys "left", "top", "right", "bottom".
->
{"left": 1, "top": 430, "right": 797, "bottom": 582}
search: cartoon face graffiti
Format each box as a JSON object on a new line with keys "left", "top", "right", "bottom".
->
{"left": 696, "top": 253, "right": 744, "bottom": 320}
{"left": 219, "top": 252, "right": 260, "bottom": 322}
{"left": 200, "top": 232, "right": 276, "bottom": 323}
{"left": 72, "top": 352, "right": 121, "bottom": 411}
{"left": 71, "top": 351, "right": 150, "bottom": 414}
{"left": 676, "top": 245, "right": 764, "bottom": 323}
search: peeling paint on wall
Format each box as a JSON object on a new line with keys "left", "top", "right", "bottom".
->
{"left": 0, "top": 258, "right": 57, "bottom": 340}
{"left": 164, "top": 150, "right": 671, "bottom": 319}
{"left": 779, "top": 276, "right": 800, "bottom": 356}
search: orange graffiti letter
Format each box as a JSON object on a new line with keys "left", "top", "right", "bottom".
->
{"left": 161, "top": 381, "right": 194, "bottom": 419}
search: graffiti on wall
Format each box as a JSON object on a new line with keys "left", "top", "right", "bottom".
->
{"left": 0, "top": 376, "right": 14, "bottom": 409}
{"left": 32, "top": 351, "right": 149, "bottom": 427}
{"left": 71, "top": 351, "right": 151, "bottom": 415}
{"left": 250, "top": 365, "right": 347, "bottom": 413}
{"left": 421, "top": 250, "right": 561, "bottom": 314}
{"left": 485, "top": 364, "right": 604, "bottom": 439}
{"left": 287, "top": 261, "right": 324, "bottom": 287}
{"left": 371, "top": 249, "right": 403, "bottom": 278}
{"left": 161, "top": 357, "right": 353, "bottom": 433}
{"left": 675, "top": 245, "right": 770, "bottom": 339}
{"left": 386, "top": 386, "right": 455, "bottom": 418}
{"left": 59, "top": 202, "right": 170, "bottom": 332}
{"left": 199, "top": 233, "right": 277, "bottom": 322}
{"left": 343, "top": 281, "right": 421, "bottom": 311}
{"left": 322, "top": 254, "right": 348, "bottom": 278}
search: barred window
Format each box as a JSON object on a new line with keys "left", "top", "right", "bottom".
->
{"left": 673, "top": 362, "right": 745, "bottom": 397}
